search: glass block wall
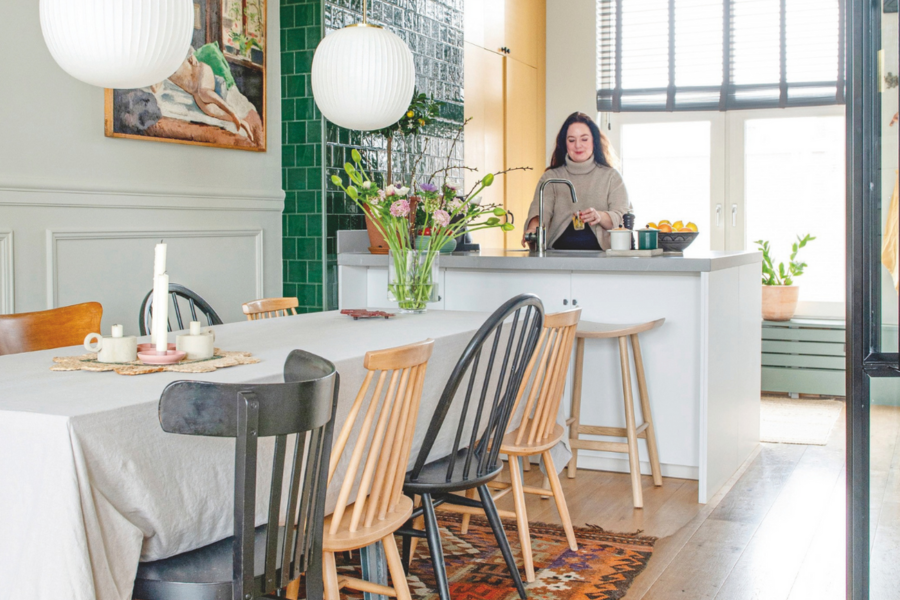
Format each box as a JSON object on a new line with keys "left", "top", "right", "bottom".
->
{"left": 281, "top": 0, "right": 465, "bottom": 312}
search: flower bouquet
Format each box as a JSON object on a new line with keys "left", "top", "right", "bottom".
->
{"left": 332, "top": 149, "right": 513, "bottom": 313}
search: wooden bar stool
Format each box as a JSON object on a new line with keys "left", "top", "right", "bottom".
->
{"left": 567, "top": 319, "right": 665, "bottom": 508}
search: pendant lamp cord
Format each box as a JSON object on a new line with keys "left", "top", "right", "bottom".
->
{"left": 362, "top": 0, "right": 368, "bottom": 24}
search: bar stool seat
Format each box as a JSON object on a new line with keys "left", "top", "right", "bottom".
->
{"left": 567, "top": 318, "right": 665, "bottom": 508}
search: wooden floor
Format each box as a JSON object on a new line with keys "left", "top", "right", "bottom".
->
{"left": 492, "top": 403, "right": 900, "bottom": 599}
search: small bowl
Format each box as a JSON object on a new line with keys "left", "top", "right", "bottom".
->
{"left": 137, "top": 342, "right": 176, "bottom": 353}
{"left": 138, "top": 349, "right": 187, "bottom": 365}
{"left": 657, "top": 230, "right": 700, "bottom": 252}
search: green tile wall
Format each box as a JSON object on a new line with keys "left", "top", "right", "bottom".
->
{"left": 281, "top": 0, "right": 324, "bottom": 312}
{"left": 281, "top": 0, "right": 464, "bottom": 312}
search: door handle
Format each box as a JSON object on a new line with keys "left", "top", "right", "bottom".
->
{"left": 732, "top": 204, "right": 737, "bottom": 227}
{"left": 563, "top": 299, "right": 569, "bottom": 305}
{"left": 716, "top": 204, "right": 722, "bottom": 227}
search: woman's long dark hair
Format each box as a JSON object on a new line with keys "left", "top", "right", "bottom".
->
{"left": 548, "top": 112, "right": 619, "bottom": 171}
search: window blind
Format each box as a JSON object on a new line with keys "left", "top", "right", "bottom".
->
{"left": 597, "top": 0, "right": 845, "bottom": 112}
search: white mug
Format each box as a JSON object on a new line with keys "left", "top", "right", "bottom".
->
{"left": 84, "top": 333, "right": 138, "bottom": 363}
{"left": 176, "top": 329, "right": 216, "bottom": 360}
{"left": 609, "top": 229, "right": 633, "bottom": 251}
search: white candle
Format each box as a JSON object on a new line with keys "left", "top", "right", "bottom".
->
{"left": 111, "top": 324, "right": 123, "bottom": 338}
{"left": 154, "top": 242, "right": 167, "bottom": 276}
{"left": 189, "top": 321, "right": 201, "bottom": 336}
{"left": 153, "top": 273, "right": 169, "bottom": 353}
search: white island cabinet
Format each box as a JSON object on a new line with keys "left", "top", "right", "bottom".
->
{"left": 337, "top": 231, "right": 762, "bottom": 503}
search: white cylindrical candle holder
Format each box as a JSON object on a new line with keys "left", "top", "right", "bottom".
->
{"left": 111, "top": 324, "right": 124, "bottom": 338}
{"left": 189, "top": 321, "right": 201, "bottom": 336}
{"left": 153, "top": 273, "right": 169, "bottom": 353}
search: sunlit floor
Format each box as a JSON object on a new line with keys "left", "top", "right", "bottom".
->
{"left": 492, "top": 404, "right": 900, "bottom": 599}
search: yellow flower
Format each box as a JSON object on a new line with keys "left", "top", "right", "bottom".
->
{"left": 406, "top": 111, "right": 414, "bottom": 118}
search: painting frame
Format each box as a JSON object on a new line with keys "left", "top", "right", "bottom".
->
{"left": 104, "top": 0, "right": 267, "bottom": 152}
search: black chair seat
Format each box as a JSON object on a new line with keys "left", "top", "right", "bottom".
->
{"left": 134, "top": 526, "right": 284, "bottom": 599}
{"left": 405, "top": 449, "right": 502, "bottom": 494}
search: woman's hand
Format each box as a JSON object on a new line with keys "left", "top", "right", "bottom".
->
{"left": 521, "top": 217, "right": 540, "bottom": 248}
{"left": 579, "top": 208, "right": 614, "bottom": 229}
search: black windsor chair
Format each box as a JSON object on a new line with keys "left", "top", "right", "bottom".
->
{"left": 131, "top": 350, "right": 340, "bottom": 600}
{"left": 398, "top": 293, "right": 545, "bottom": 600}
{"left": 139, "top": 283, "right": 224, "bottom": 335}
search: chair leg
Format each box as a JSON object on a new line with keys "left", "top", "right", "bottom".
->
{"left": 521, "top": 455, "right": 531, "bottom": 471}
{"left": 542, "top": 451, "right": 577, "bottom": 551}
{"left": 631, "top": 333, "right": 663, "bottom": 487}
{"left": 478, "top": 485, "right": 527, "bottom": 599}
{"left": 508, "top": 453, "right": 535, "bottom": 582}
{"left": 285, "top": 577, "right": 300, "bottom": 600}
{"left": 618, "top": 335, "right": 644, "bottom": 509}
{"left": 324, "top": 551, "right": 341, "bottom": 600}
{"left": 401, "top": 528, "right": 412, "bottom": 575}
{"left": 409, "top": 495, "right": 424, "bottom": 559}
{"left": 459, "top": 487, "right": 477, "bottom": 534}
{"left": 383, "top": 534, "right": 412, "bottom": 600}
{"left": 568, "top": 337, "right": 585, "bottom": 479}
{"left": 421, "top": 493, "right": 452, "bottom": 600}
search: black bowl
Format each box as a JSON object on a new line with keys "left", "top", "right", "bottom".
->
{"left": 657, "top": 230, "right": 699, "bottom": 252}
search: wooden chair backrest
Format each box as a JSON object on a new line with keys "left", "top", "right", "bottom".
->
{"left": 156, "top": 350, "right": 339, "bottom": 600}
{"left": 512, "top": 308, "right": 581, "bottom": 446}
{"left": 243, "top": 297, "right": 299, "bottom": 320}
{"left": 408, "top": 294, "right": 545, "bottom": 484}
{"left": 139, "top": 284, "right": 223, "bottom": 336}
{"left": 327, "top": 339, "right": 434, "bottom": 536}
{"left": 0, "top": 302, "right": 102, "bottom": 355}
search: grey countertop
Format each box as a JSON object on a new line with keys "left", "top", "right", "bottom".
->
{"left": 337, "top": 231, "right": 761, "bottom": 273}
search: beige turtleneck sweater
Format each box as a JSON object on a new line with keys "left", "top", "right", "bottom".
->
{"left": 525, "top": 156, "right": 630, "bottom": 250}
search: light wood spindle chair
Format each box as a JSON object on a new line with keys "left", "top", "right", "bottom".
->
{"left": 322, "top": 339, "right": 434, "bottom": 600}
{"left": 0, "top": 302, "right": 102, "bottom": 355}
{"left": 454, "top": 308, "right": 581, "bottom": 582}
{"left": 243, "top": 297, "right": 299, "bottom": 320}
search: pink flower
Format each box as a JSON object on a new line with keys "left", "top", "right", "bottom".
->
{"left": 433, "top": 209, "right": 451, "bottom": 227}
{"left": 390, "top": 199, "right": 410, "bottom": 218}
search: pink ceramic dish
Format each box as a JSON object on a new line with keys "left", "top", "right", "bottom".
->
{"left": 137, "top": 350, "right": 187, "bottom": 365}
{"left": 137, "top": 343, "right": 176, "bottom": 353}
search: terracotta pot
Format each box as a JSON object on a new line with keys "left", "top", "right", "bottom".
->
{"left": 364, "top": 197, "right": 419, "bottom": 255}
{"left": 761, "top": 285, "right": 800, "bottom": 321}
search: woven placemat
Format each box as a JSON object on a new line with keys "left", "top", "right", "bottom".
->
{"left": 51, "top": 349, "right": 260, "bottom": 376}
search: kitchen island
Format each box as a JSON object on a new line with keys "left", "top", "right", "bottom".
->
{"left": 337, "top": 231, "right": 762, "bottom": 503}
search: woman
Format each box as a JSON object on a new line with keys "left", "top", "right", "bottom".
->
{"left": 522, "top": 112, "right": 629, "bottom": 251}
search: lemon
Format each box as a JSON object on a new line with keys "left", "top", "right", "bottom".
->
{"left": 658, "top": 219, "right": 671, "bottom": 226}
{"left": 646, "top": 222, "right": 658, "bottom": 229}
{"left": 686, "top": 222, "right": 698, "bottom": 232}
{"left": 672, "top": 220, "right": 684, "bottom": 230}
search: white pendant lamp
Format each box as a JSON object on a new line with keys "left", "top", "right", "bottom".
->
{"left": 40, "top": 0, "right": 194, "bottom": 89}
{"left": 311, "top": 0, "right": 416, "bottom": 131}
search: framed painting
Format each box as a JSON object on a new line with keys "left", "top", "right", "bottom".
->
{"left": 104, "top": 0, "right": 266, "bottom": 151}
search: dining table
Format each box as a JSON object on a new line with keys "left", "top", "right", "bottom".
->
{"left": 0, "top": 309, "right": 570, "bottom": 600}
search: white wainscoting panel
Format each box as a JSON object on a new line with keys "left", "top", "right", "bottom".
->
{"left": 47, "top": 229, "right": 264, "bottom": 331}
{"left": 0, "top": 231, "right": 13, "bottom": 314}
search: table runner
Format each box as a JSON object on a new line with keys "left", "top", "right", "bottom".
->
{"left": 0, "top": 310, "right": 569, "bottom": 600}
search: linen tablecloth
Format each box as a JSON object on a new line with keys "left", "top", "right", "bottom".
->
{"left": 0, "top": 310, "right": 569, "bottom": 600}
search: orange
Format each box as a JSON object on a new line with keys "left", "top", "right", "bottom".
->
{"left": 678, "top": 227, "right": 692, "bottom": 232}
{"left": 658, "top": 223, "right": 673, "bottom": 233}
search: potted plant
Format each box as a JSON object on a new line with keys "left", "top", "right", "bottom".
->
{"left": 754, "top": 234, "right": 815, "bottom": 321}
{"left": 332, "top": 149, "right": 513, "bottom": 313}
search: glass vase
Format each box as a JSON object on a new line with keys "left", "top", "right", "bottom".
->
{"left": 388, "top": 249, "right": 439, "bottom": 313}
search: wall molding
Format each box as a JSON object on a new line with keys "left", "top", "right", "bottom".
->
{"left": 0, "top": 231, "right": 13, "bottom": 314}
{"left": 45, "top": 229, "right": 264, "bottom": 309}
{"left": 0, "top": 183, "right": 284, "bottom": 212}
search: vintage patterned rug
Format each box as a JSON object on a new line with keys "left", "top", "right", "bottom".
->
{"left": 335, "top": 513, "right": 656, "bottom": 600}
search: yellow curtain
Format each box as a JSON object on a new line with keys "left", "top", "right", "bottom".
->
{"left": 882, "top": 171, "right": 900, "bottom": 293}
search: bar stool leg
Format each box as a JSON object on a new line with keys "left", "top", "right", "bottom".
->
{"left": 618, "top": 335, "right": 644, "bottom": 508}
{"left": 567, "top": 337, "right": 585, "bottom": 479}
{"left": 631, "top": 333, "right": 663, "bottom": 487}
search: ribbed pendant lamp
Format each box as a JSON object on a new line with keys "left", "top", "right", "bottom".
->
{"left": 311, "top": 0, "right": 416, "bottom": 131}
{"left": 40, "top": 0, "right": 194, "bottom": 89}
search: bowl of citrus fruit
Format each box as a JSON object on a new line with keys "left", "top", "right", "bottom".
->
{"left": 644, "top": 220, "right": 699, "bottom": 252}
